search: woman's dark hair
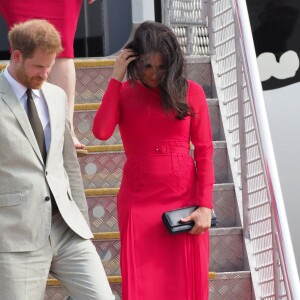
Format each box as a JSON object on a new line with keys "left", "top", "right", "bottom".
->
{"left": 126, "top": 21, "right": 191, "bottom": 120}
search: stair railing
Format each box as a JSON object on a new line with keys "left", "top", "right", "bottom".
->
{"left": 206, "top": 0, "right": 300, "bottom": 299}
{"left": 163, "top": 0, "right": 209, "bottom": 55}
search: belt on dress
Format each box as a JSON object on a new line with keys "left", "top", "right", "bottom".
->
{"left": 126, "top": 142, "right": 190, "bottom": 156}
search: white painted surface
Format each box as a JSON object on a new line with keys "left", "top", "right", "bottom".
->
{"left": 263, "top": 82, "right": 300, "bottom": 273}
{"left": 257, "top": 51, "right": 300, "bottom": 81}
{"left": 131, "top": 0, "right": 155, "bottom": 23}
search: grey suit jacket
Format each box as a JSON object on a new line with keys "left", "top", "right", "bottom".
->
{"left": 0, "top": 73, "right": 93, "bottom": 252}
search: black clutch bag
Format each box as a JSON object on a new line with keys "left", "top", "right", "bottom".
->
{"left": 162, "top": 206, "right": 217, "bottom": 234}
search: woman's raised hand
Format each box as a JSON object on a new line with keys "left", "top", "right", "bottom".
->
{"left": 112, "top": 49, "right": 138, "bottom": 82}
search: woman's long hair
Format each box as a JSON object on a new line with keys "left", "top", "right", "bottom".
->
{"left": 126, "top": 21, "right": 191, "bottom": 120}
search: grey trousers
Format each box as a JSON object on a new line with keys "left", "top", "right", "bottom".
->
{"left": 0, "top": 213, "right": 115, "bottom": 300}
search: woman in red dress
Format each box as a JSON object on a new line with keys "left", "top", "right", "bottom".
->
{"left": 93, "top": 21, "right": 215, "bottom": 300}
{"left": 0, "top": 0, "right": 95, "bottom": 151}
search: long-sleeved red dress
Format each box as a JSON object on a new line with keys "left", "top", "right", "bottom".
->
{"left": 0, "top": 0, "right": 82, "bottom": 58}
{"left": 93, "top": 78, "right": 215, "bottom": 300}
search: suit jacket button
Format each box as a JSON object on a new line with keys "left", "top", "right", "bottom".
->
{"left": 45, "top": 171, "right": 48, "bottom": 176}
{"left": 45, "top": 196, "right": 50, "bottom": 201}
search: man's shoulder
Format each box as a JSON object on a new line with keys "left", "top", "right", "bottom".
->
{"left": 0, "top": 72, "right": 11, "bottom": 95}
{"left": 0, "top": 71, "right": 7, "bottom": 84}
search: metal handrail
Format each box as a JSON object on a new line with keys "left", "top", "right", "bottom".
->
{"left": 207, "top": 0, "right": 300, "bottom": 298}
{"left": 233, "top": 0, "right": 300, "bottom": 297}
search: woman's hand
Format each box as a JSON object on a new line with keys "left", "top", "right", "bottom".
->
{"left": 88, "top": 0, "right": 96, "bottom": 4}
{"left": 112, "top": 49, "right": 138, "bottom": 82}
{"left": 181, "top": 207, "right": 212, "bottom": 235}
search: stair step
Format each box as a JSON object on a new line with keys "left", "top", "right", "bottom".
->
{"left": 209, "top": 271, "right": 252, "bottom": 300}
{"left": 0, "top": 56, "right": 214, "bottom": 99}
{"left": 75, "top": 59, "right": 114, "bottom": 105}
{"left": 87, "top": 194, "right": 119, "bottom": 233}
{"left": 212, "top": 183, "right": 238, "bottom": 227}
{"left": 90, "top": 227, "right": 244, "bottom": 277}
{"left": 78, "top": 142, "right": 231, "bottom": 190}
{"left": 74, "top": 98, "right": 224, "bottom": 147}
{"left": 74, "top": 56, "right": 213, "bottom": 105}
{"left": 45, "top": 271, "right": 252, "bottom": 300}
{"left": 45, "top": 275, "right": 121, "bottom": 300}
{"left": 86, "top": 183, "right": 237, "bottom": 233}
{"left": 209, "top": 227, "right": 244, "bottom": 272}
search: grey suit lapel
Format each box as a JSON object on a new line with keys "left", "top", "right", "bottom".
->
{"left": 0, "top": 74, "right": 44, "bottom": 164}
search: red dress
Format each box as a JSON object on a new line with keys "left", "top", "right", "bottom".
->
{"left": 0, "top": 0, "right": 82, "bottom": 58}
{"left": 93, "top": 79, "right": 215, "bottom": 300}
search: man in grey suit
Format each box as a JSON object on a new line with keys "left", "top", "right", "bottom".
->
{"left": 0, "top": 19, "right": 114, "bottom": 299}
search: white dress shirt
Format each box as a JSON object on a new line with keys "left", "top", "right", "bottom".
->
{"left": 4, "top": 67, "right": 51, "bottom": 152}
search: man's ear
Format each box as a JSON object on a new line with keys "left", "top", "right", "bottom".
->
{"left": 12, "top": 50, "right": 22, "bottom": 63}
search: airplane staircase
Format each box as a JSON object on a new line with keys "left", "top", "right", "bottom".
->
{"left": 44, "top": 56, "right": 253, "bottom": 299}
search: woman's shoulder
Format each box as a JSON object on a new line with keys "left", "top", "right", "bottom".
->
{"left": 187, "top": 80, "right": 205, "bottom": 94}
{"left": 120, "top": 80, "right": 145, "bottom": 94}
{"left": 187, "top": 80, "right": 206, "bottom": 104}
{"left": 107, "top": 78, "right": 132, "bottom": 94}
